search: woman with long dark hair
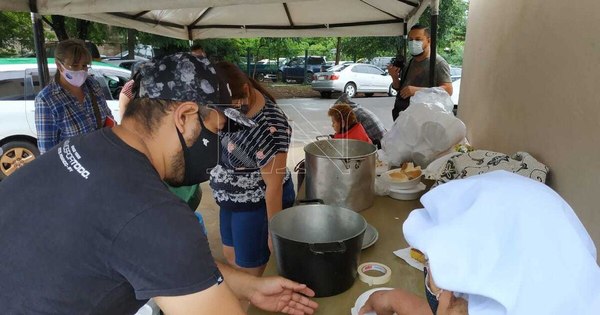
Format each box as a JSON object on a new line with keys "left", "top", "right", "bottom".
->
{"left": 210, "top": 61, "right": 295, "bottom": 277}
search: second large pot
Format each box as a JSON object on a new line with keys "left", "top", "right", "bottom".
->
{"left": 304, "top": 139, "right": 377, "bottom": 211}
{"left": 270, "top": 204, "right": 367, "bottom": 297}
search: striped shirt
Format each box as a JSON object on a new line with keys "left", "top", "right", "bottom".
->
{"left": 35, "top": 77, "right": 113, "bottom": 154}
{"left": 210, "top": 98, "right": 292, "bottom": 210}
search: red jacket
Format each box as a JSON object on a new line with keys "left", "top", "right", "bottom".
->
{"left": 333, "top": 123, "right": 372, "bottom": 144}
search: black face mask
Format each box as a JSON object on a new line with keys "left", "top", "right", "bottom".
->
{"left": 173, "top": 119, "right": 219, "bottom": 186}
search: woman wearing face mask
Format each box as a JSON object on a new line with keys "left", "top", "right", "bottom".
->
{"left": 35, "top": 39, "right": 113, "bottom": 154}
{"left": 210, "top": 61, "right": 295, "bottom": 278}
{"left": 359, "top": 171, "right": 600, "bottom": 315}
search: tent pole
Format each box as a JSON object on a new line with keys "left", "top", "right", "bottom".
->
{"left": 429, "top": 0, "right": 440, "bottom": 87}
{"left": 402, "top": 22, "right": 408, "bottom": 60}
{"left": 30, "top": 0, "right": 49, "bottom": 88}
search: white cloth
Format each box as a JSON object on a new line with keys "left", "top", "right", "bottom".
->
{"left": 403, "top": 170, "right": 600, "bottom": 315}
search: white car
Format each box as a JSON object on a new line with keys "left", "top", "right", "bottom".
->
{"left": 311, "top": 63, "right": 397, "bottom": 98}
{"left": 451, "top": 78, "right": 461, "bottom": 106}
{"left": 0, "top": 58, "right": 130, "bottom": 180}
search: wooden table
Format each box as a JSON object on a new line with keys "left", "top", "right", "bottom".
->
{"left": 249, "top": 190, "right": 427, "bottom": 314}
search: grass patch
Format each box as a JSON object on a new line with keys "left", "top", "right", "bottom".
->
{"left": 262, "top": 82, "right": 320, "bottom": 99}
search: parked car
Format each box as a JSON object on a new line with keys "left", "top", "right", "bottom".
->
{"left": 102, "top": 58, "right": 144, "bottom": 71}
{"left": 450, "top": 66, "right": 462, "bottom": 82}
{"left": 311, "top": 63, "right": 397, "bottom": 98}
{"left": 238, "top": 59, "right": 280, "bottom": 82}
{"left": 451, "top": 78, "right": 461, "bottom": 106}
{"left": 0, "top": 58, "right": 130, "bottom": 180}
{"left": 279, "top": 56, "right": 327, "bottom": 84}
{"left": 369, "top": 56, "right": 394, "bottom": 70}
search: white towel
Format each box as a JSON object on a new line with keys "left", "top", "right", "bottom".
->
{"left": 403, "top": 170, "right": 600, "bottom": 315}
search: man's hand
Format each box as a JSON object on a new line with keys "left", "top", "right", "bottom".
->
{"left": 400, "top": 85, "right": 420, "bottom": 99}
{"left": 359, "top": 288, "right": 433, "bottom": 315}
{"left": 248, "top": 276, "right": 319, "bottom": 315}
{"left": 358, "top": 290, "right": 395, "bottom": 315}
{"left": 387, "top": 64, "right": 401, "bottom": 80}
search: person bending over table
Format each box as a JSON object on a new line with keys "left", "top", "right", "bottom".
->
{"left": 360, "top": 171, "right": 600, "bottom": 315}
{"left": 0, "top": 53, "right": 317, "bottom": 315}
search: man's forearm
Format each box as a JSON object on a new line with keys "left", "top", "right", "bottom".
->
{"left": 217, "top": 261, "right": 254, "bottom": 301}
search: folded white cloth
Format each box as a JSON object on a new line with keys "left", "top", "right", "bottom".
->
{"left": 403, "top": 171, "right": 600, "bottom": 315}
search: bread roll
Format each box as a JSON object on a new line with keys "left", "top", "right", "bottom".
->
{"left": 410, "top": 248, "right": 426, "bottom": 264}
{"left": 388, "top": 171, "right": 409, "bottom": 182}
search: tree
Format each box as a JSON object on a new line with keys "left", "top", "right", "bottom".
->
{"left": 341, "top": 37, "right": 400, "bottom": 61}
{"left": 419, "top": 0, "right": 469, "bottom": 65}
{"left": 0, "top": 12, "right": 35, "bottom": 56}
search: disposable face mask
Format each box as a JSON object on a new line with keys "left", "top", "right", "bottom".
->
{"left": 60, "top": 63, "right": 88, "bottom": 87}
{"left": 409, "top": 40, "right": 424, "bottom": 56}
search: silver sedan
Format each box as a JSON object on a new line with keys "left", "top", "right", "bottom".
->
{"left": 311, "top": 63, "right": 397, "bottom": 98}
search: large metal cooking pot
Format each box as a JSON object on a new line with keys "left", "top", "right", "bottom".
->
{"left": 270, "top": 203, "right": 367, "bottom": 297}
{"left": 304, "top": 139, "right": 377, "bottom": 211}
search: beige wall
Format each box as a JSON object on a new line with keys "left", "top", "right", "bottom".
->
{"left": 459, "top": 0, "right": 600, "bottom": 253}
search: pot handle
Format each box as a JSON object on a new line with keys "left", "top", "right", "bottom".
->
{"left": 342, "top": 158, "right": 365, "bottom": 170}
{"left": 309, "top": 242, "right": 347, "bottom": 254}
{"left": 315, "top": 134, "right": 333, "bottom": 141}
{"left": 297, "top": 199, "right": 325, "bottom": 205}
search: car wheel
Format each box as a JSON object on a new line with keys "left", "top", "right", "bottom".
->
{"left": 388, "top": 84, "right": 398, "bottom": 97}
{"left": 364, "top": 93, "right": 374, "bottom": 97}
{"left": 344, "top": 83, "right": 357, "bottom": 98}
{"left": 0, "top": 140, "right": 39, "bottom": 180}
{"left": 304, "top": 72, "right": 314, "bottom": 84}
{"left": 255, "top": 73, "right": 266, "bottom": 82}
{"left": 320, "top": 91, "right": 332, "bottom": 99}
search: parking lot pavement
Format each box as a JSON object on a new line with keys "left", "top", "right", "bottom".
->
{"left": 198, "top": 95, "right": 395, "bottom": 262}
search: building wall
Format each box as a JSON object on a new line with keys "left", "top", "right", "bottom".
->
{"left": 459, "top": 0, "right": 600, "bottom": 254}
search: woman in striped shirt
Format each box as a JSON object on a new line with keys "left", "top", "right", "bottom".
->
{"left": 210, "top": 62, "right": 295, "bottom": 278}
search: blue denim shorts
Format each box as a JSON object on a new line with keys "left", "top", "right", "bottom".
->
{"left": 220, "top": 179, "right": 295, "bottom": 268}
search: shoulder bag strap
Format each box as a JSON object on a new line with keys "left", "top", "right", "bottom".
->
{"left": 87, "top": 81, "right": 103, "bottom": 130}
{"left": 400, "top": 58, "right": 414, "bottom": 86}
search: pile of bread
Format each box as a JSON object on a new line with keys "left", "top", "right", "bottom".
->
{"left": 387, "top": 162, "right": 422, "bottom": 182}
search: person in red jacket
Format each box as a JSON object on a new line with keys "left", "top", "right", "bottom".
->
{"left": 328, "top": 104, "right": 372, "bottom": 143}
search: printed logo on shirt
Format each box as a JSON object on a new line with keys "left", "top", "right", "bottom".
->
{"left": 57, "top": 140, "right": 91, "bottom": 179}
{"left": 202, "top": 138, "right": 209, "bottom": 146}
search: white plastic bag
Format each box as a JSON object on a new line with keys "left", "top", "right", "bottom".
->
{"left": 410, "top": 87, "right": 454, "bottom": 113}
{"left": 381, "top": 89, "right": 466, "bottom": 168}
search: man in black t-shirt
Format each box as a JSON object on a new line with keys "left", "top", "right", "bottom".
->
{"left": 0, "top": 53, "right": 318, "bottom": 315}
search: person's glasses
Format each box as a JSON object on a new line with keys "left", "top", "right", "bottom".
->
{"left": 60, "top": 62, "right": 91, "bottom": 71}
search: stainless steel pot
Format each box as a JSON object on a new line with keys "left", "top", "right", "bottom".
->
{"left": 304, "top": 139, "right": 377, "bottom": 211}
{"left": 270, "top": 203, "right": 367, "bottom": 297}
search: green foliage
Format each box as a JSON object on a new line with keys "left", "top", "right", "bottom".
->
{"left": 0, "top": 0, "right": 468, "bottom": 62}
{"left": 419, "top": 0, "right": 469, "bottom": 65}
{"left": 341, "top": 37, "right": 400, "bottom": 61}
{"left": 0, "top": 12, "right": 34, "bottom": 56}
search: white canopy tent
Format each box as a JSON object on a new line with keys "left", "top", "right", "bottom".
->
{"left": 1, "top": 0, "right": 430, "bottom": 39}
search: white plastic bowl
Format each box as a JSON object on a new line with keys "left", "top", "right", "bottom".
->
{"left": 388, "top": 183, "right": 427, "bottom": 201}
{"left": 382, "top": 169, "right": 423, "bottom": 189}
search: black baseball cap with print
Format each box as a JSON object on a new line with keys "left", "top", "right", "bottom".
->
{"left": 138, "top": 53, "right": 256, "bottom": 129}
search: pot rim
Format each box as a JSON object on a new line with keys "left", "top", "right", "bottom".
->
{"left": 304, "top": 139, "right": 377, "bottom": 160}
{"left": 270, "top": 204, "right": 368, "bottom": 244}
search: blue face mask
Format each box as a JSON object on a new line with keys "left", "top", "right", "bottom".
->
{"left": 409, "top": 40, "right": 424, "bottom": 56}
{"left": 424, "top": 267, "right": 442, "bottom": 314}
